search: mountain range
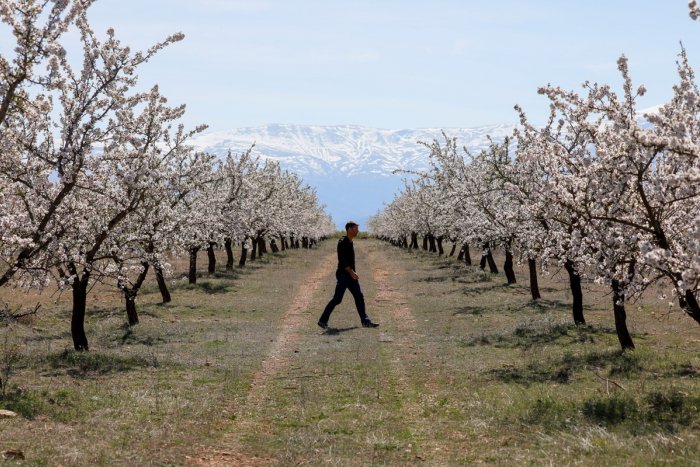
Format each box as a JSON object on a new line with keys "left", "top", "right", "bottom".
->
{"left": 189, "top": 123, "right": 515, "bottom": 228}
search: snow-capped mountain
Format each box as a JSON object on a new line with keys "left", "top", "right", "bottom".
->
{"left": 189, "top": 123, "right": 516, "bottom": 177}
{"left": 189, "top": 123, "right": 516, "bottom": 227}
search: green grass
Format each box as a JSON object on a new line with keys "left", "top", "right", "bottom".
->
{"left": 0, "top": 239, "right": 699, "bottom": 465}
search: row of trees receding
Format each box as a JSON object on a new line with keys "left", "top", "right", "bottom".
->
{"left": 0, "top": 0, "right": 336, "bottom": 350}
{"left": 369, "top": 25, "right": 700, "bottom": 351}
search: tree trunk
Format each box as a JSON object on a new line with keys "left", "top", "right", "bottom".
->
{"left": 71, "top": 272, "right": 90, "bottom": 351}
{"left": 189, "top": 246, "right": 199, "bottom": 284}
{"left": 463, "top": 243, "right": 472, "bottom": 266}
{"left": 250, "top": 237, "right": 258, "bottom": 261}
{"left": 154, "top": 263, "right": 171, "bottom": 303}
{"left": 484, "top": 244, "right": 498, "bottom": 274}
{"left": 612, "top": 279, "right": 635, "bottom": 350}
{"left": 422, "top": 236, "right": 428, "bottom": 251}
{"left": 294, "top": 238, "right": 300, "bottom": 248}
{"left": 302, "top": 237, "right": 309, "bottom": 248}
{"left": 270, "top": 239, "right": 279, "bottom": 253}
{"left": 224, "top": 238, "right": 235, "bottom": 271}
{"left": 259, "top": 236, "right": 268, "bottom": 254}
{"left": 449, "top": 242, "right": 457, "bottom": 257}
{"left": 290, "top": 235, "right": 296, "bottom": 249}
{"left": 207, "top": 242, "right": 216, "bottom": 274}
{"left": 504, "top": 249, "right": 517, "bottom": 284}
{"left": 528, "top": 258, "right": 541, "bottom": 300}
{"left": 428, "top": 235, "right": 437, "bottom": 253}
{"left": 120, "top": 262, "right": 150, "bottom": 326}
{"left": 280, "top": 235, "right": 287, "bottom": 251}
{"left": 564, "top": 259, "right": 586, "bottom": 325}
{"left": 437, "top": 237, "right": 444, "bottom": 255}
{"left": 239, "top": 241, "right": 248, "bottom": 267}
{"left": 682, "top": 290, "right": 700, "bottom": 325}
{"left": 410, "top": 232, "right": 418, "bottom": 250}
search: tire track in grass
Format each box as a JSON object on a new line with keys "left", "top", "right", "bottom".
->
{"left": 191, "top": 249, "right": 337, "bottom": 466}
{"left": 245, "top": 249, "right": 336, "bottom": 398}
{"left": 367, "top": 245, "right": 451, "bottom": 462}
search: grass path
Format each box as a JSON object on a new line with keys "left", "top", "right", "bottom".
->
{"left": 195, "top": 239, "right": 453, "bottom": 465}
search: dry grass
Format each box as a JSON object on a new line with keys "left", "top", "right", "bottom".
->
{"left": 1, "top": 239, "right": 699, "bottom": 465}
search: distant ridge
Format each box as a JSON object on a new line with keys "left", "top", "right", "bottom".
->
{"left": 189, "top": 123, "right": 517, "bottom": 177}
{"left": 189, "top": 123, "right": 516, "bottom": 227}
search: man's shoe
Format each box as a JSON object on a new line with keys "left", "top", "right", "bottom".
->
{"left": 317, "top": 321, "right": 329, "bottom": 330}
{"left": 362, "top": 320, "right": 379, "bottom": 328}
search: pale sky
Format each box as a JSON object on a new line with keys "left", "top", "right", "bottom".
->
{"left": 74, "top": 0, "right": 700, "bottom": 132}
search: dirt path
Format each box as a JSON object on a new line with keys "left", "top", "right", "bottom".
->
{"left": 190, "top": 250, "right": 337, "bottom": 466}
{"left": 245, "top": 250, "right": 337, "bottom": 398}
{"left": 191, "top": 242, "right": 447, "bottom": 465}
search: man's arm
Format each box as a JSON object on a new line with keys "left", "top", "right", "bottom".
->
{"left": 344, "top": 266, "right": 359, "bottom": 280}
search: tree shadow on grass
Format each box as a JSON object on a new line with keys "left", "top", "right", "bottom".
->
{"left": 119, "top": 327, "right": 166, "bottom": 347}
{"left": 415, "top": 276, "right": 449, "bottom": 283}
{"left": 487, "top": 349, "right": 629, "bottom": 385}
{"left": 452, "top": 306, "right": 491, "bottom": 316}
{"left": 463, "top": 323, "right": 616, "bottom": 350}
{"left": 461, "top": 283, "right": 510, "bottom": 297}
{"left": 42, "top": 349, "right": 154, "bottom": 378}
{"left": 172, "top": 280, "right": 231, "bottom": 294}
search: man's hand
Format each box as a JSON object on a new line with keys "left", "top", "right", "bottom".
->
{"left": 350, "top": 271, "right": 359, "bottom": 280}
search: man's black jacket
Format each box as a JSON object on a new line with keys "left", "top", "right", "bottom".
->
{"left": 336, "top": 236, "right": 355, "bottom": 277}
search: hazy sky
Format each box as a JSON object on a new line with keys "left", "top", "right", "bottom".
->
{"left": 69, "top": 1, "right": 700, "bottom": 132}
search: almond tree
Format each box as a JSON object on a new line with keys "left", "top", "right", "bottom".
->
{"left": 1, "top": 0, "right": 101, "bottom": 288}
{"left": 1, "top": 2, "right": 188, "bottom": 349}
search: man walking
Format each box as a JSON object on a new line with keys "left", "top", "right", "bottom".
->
{"left": 318, "top": 221, "right": 379, "bottom": 330}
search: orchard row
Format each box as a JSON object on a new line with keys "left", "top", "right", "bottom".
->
{"left": 370, "top": 8, "right": 700, "bottom": 351}
{"left": 0, "top": 1, "right": 335, "bottom": 350}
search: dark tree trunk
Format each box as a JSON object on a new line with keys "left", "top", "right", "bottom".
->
{"left": 207, "top": 242, "right": 216, "bottom": 274}
{"left": 239, "top": 241, "right": 248, "bottom": 267}
{"left": 504, "top": 249, "right": 517, "bottom": 284}
{"left": 463, "top": 243, "right": 472, "bottom": 266}
{"left": 290, "top": 235, "right": 296, "bottom": 249}
{"left": 528, "top": 258, "right": 541, "bottom": 300}
{"left": 457, "top": 247, "right": 464, "bottom": 261}
{"left": 484, "top": 244, "right": 498, "bottom": 274}
{"left": 564, "top": 259, "right": 586, "bottom": 325}
{"left": 422, "top": 236, "right": 428, "bottom": 251}
{"left": 294, "top": 238, "right": 300, "bottom": 248}
{"left": 154, "top": 263, "right": 171, "bottom": 303}
{"left": 428, "top": 235, "right": 437, "bottom": 253}
{"left": 437, "top": 237, "right": 444, "bottom": 255}
{"left": 410, "top": 232, "right": 419, "bottom": 249}
{"left": 611, "top": 280, "right": 635, "bottom": 350}
{"left": 480, "top": 254, "right": 487, "bottom": 270}
{"left": 71, "top": 272, "right": 90, "bottom": 351}
{"left": 189, "top": 246, "right": 200, "bottom": 284}
{"left": 224, "top": 238, "right": 235, "bottom": 271}
{"left": 120, "top": 262, "right": 150, "bottom": 326}
{"left": 124, "top": 288, "right": 138, "bottom": 325}
{"left": 449, "top": 242, "right": 456, "bottom": 257}
{"left": 259, "top": 236, "right": 268, "bottom": 254}
{"left": 302, "top": 237, "right": 309, "bottom": 248}
{"left": 682, "top": 290, "right": 700, "bottom": 325}
{"left": 270, "top": 239, "right": 279, "bottom": 253}
{"left": 280, "top": 236, "right": 287, "bottom": 251}
{"left": 251, "top": 238, "right": 258, "bottom": 261}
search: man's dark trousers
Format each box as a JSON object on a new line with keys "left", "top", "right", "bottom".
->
{"left": 319, "top": 271, "right": 368, "bottom": 324}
